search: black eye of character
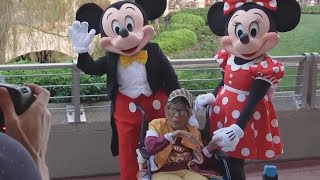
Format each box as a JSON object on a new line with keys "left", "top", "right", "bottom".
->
{"left": 127, "top": 24, "right": 133, "bottom": 31}
{"left": 251, "top": 28, "right": 257, "bottom": 37}
{"left": 111, "top": 20, "right": 121, "bottom": 35}
{"left": 125, "top": 15, "right": 135, "bottom": 32}
{"left": 238, "top": 30, "right": 243, "bottom": 38}
{"left": 235, "top": 23, "right": 244, "bottom": 39}
{"left": 249, "top": 21, "right": 260, "bottom": 37}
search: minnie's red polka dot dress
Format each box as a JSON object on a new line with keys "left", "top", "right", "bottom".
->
{"left": 210, "top": 50, "right": 284, "bottom": 160}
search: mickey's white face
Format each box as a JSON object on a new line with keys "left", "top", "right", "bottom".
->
{"left": 99, "top": 3, "right": 154, "bottom": 56}
{"left": 221, "top": 8, "right": 279, "bottom": 60}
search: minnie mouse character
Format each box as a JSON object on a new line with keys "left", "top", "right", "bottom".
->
{"left": 67, "top": 0, "right": 180, "bottom": 179}
{"left": 195, "top": 0, "right": 301, "bottom": 179}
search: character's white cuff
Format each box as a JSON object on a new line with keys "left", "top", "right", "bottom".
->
{"left": 74, "top": 46, "right": 89, "bottom": 54}
{"left": 202, "top": 146, "right": 213, "bottom": 158}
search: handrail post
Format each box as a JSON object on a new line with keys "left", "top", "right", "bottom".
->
{"left": 294, "top": 59, "right": 304, "bottom": 95}
{"left": 310, "top": 52, "right": 319, "bottom": 109}
{"left": 301, "top": 53, "right": 312, "bottom": 109}
{"left": 71, "top": 60, "right": 81, "bottom": 123}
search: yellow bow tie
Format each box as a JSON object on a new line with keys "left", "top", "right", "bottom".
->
{"left": 119, "top": 50, "right": 148, "bottom": 68}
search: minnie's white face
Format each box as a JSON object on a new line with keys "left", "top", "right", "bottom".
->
{"left": 221, "top": 8, "right": 279, "bottom": 60}
{"left": 99, "top": 3, "right": 154, "bottom": 56}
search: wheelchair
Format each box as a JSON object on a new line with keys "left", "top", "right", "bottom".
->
{"left": 135, "top": 104, "right": 231, "bottom": 180}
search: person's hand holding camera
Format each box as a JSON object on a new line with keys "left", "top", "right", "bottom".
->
{"left": 0, "top": 84, "right": 51, "bottom": 180}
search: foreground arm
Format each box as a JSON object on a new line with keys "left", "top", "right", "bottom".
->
{"left": 0, "top": 84, "right": 51, "bottom": 180}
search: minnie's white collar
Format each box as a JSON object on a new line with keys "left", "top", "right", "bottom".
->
{"left": 227, "top": 55, "right": 264, "bottom": 71}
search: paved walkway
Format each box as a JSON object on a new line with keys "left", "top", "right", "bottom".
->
{"left": 58, "top": 159, "right": 320, "bottom": 180}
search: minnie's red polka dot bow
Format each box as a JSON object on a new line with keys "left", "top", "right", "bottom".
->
{"left": 223, "top": 0, "right": 277, "bottom": 14}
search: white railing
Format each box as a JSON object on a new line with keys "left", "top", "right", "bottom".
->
{"left": 0, "top": 52, "right": 319, "bottom": 122}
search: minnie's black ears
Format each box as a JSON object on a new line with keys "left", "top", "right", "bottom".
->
{"left": 275, "top": 0, "right": 301, "bottom": 32}
{"left": 135, "top": 0, "right": 167, "bottom": 20}
{"left": 207, "top": 0, "right": 301, "bottom": 35}
{"left": 76, "top": 3, "right": 103, "bottom": 35}
{"left": 207, "top": 2, "right": 229, "bottom": 36}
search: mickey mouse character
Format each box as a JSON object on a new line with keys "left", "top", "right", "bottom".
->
{"left": 195, "top": 0, "right": 301, "bottom": 179}
{"left": 67, "top": 0, "right": 180, "bottom": 179}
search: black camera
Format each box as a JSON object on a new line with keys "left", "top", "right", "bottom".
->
{"left": 0, "top": 83, "right": 36, "bottom": 133}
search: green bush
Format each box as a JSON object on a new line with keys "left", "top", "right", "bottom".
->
{"left": 1, "top": 69, "right": 107, "bottom": 103}
{"left": 301, "top": 6, "right": 320, "bottom": 14}
{"left": 165, "top": 7, "right": 210, "bottom": 23}
{"left": 0, "top": 65, "right": 219, "bottom": 102}
{"left": 170, "top": 13, "right": 205, "bottom": 30}
{"left": 154, "top": 29, "right": 197, "bottom": 54}
{"left": 167, "top": 23, "right": 196, "bottom": 32}
{"left": 176, "top": 69, "right": 219, "bottom": 95}
{"left": 166, "top": 25, "right": 219, "bottom": 59}
{"left": 7, "top": 58, "right": 31, "bottom": 64}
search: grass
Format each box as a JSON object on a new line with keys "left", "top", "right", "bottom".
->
{"left": 269, "top": 14, "right": 320, "bottom": 56}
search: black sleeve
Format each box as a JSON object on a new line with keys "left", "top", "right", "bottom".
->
{"left": 77, "top": 53, "right": 108, "bottom": 75}
{"left": 0, "top": 133, "right": 42, "bottom": 180}
{"left": 236, "top": 79, "right": 271, "bottom": 129}
{"left": 158, "top": 45, "right": 181, "bottom": 93}
{"left": 212, "top": 71, "right": 225, "bottom": 96}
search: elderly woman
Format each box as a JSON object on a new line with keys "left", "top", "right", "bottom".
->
{"left": 144, "top": 88, "right": 219, "bottom": 180}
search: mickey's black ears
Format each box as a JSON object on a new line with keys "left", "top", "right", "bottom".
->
{"left": 275, "top": 0, "right": 301, "bottom": 32}
{"left": 135, "top": 0, "right": 167, "bottom": 20}
{"left": 207, "top": 2, "right": 229, "bottom": 36}
{"left": 76, "top": 3, "right": 103, "bottom": 35}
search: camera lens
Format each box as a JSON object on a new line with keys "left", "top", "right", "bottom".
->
{"left": 20, "top": 87, "right": 29, "bottom": 93}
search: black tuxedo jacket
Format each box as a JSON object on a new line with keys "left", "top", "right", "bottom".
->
{"left": 77, "top": 42, "right": 180, "bottom": 156}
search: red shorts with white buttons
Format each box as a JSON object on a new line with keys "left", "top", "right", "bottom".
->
{"left": 113, "top": 89, "right": 167, "bottom": 180}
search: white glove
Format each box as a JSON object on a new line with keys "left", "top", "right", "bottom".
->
{"left": 195, "top": 93, "right": 216, "bottom": 111}
{"left": 212, "top": 124, "right": 244, "bottom": 152}
{"left": 67, "top": 21, "right": 96, "bottom": 54}
{"left": 188, "top": 112, "right": 199, "bottom": 128}
{"left": 221, "top": 146, "right": 236, "bottom": 152}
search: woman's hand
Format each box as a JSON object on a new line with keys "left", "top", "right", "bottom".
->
{"left": 172, "top": 130, "right": 203, "bottom": 148}
{"left": 205, "top": 138, "right": 220, "bottom": 152}
{"left": 0, "top": 84, "right": 51, "bottom": 180}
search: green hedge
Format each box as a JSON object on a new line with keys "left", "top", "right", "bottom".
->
{"left": 165, "top": 5, "right": 320, "bottom": 19}
{"left": 165, "top": 23, "right": 219, "bottom": 59}
{"left": 154, "top": 29, "right": 197, "bottom": 54}
{"left": 1, "top": 68, "right": 107, "bottom": 103}
{"left": 0, "top": 64, "right": 299, "bottom": 103}
{"left": 166, "top": 7, "right": 210, "bottom": 23}
{"left": 166, "top": 23, "right": 196, "bottom": 32}
{"left": 301, "top": 6, "right": 320, "bottom": 14}
{"left": 0, "top": 66, "right": 218, "bottom": 102}
{"left": 170, "top": 13, "right": 205, "bottom": 30}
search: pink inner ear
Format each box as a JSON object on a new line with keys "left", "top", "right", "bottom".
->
{"left": 99, "top": 37, "right": 111, "bottom": 49}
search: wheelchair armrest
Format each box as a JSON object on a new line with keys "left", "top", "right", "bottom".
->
{"left": 212, "top": 150, "right": 231, "bottom": 180}
{"left": 212, "top": 149, "right": 229, "bottom": 163}
{"left": 212, "top": 149, "right": 228, "bottom": 158}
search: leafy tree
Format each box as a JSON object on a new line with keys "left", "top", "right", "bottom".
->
{"left": 0, "top": 0, "right": 109, "bottom": 64}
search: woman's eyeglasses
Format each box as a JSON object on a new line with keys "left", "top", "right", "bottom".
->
{"left": 168, "top": 106, "right": 190, "bottom": 117}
